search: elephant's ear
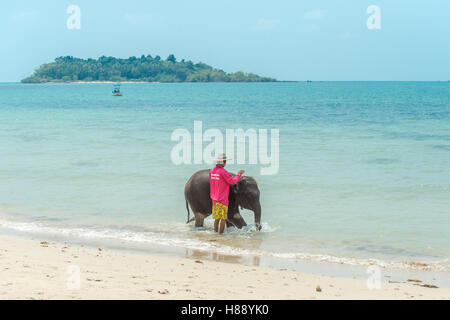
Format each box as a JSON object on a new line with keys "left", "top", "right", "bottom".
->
{"left": 236, "top": 178, "right": 247, "bottom": 192}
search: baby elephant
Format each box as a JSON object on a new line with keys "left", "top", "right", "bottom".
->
{"left": 184, "top": 169, "right": 262, "bottom": 231}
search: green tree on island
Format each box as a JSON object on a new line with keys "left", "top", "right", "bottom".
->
{"left": 21, "top": 55, "right": 276, "bottom": 83}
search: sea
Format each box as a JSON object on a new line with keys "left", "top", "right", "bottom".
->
{"left": 0, "top": 82, "right": 449, "bottom": 284}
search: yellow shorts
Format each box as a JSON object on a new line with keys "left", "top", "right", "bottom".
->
{"left": 212, "top": 201, "right": 228, "bottom": 220}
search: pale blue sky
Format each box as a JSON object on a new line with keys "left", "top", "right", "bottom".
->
{"left": 1, "top": 0, "right": 449, "bottom": 81}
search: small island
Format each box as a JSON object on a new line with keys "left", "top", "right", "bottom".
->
{"left": 22, "top": 54, "right": 276, "bottom": 83}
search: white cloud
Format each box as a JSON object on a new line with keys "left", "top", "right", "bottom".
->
{"left": 255, "top": 18, "right": 280, "bottom": 30}
{"left": 304, "top": 10, "right": 327, "bottom": 20}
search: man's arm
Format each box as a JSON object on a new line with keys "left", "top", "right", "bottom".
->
{"left": 221, "top": 170, "right": 244, "bottom": 185}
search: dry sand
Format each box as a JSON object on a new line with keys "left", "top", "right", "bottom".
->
{"left": 0, "top": 234, "right": 448, "bottom": 300}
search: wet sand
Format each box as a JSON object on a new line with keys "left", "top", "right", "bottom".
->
{"left": 0, "top": 234, "right": 449, "bottom": 300}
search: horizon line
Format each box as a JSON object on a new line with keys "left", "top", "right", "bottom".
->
{"left": 1, "top": 80, "right": 450, "bottom": 83}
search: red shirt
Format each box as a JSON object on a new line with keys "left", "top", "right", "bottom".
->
{"left": 209, "top": 165, "right": 241, "bottom": 206}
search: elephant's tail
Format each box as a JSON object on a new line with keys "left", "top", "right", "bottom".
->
{"left": 185, "top": 200, "right": 190, "bottom": 224}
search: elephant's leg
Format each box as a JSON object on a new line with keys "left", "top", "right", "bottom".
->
{"left": 194, "top": 213, "right": 206, "bottom": 228}
{"left": 228, "top": 213, "right": 247, "bottom": 229}
{"left": 227, "top": 207, "right": 239, "bottom": 228}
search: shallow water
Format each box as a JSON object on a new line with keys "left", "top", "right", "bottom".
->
{"left": 0, "top": 82, "right": 449, "bottom": 273}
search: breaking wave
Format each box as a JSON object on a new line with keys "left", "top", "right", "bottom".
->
{"left": 0, "top": 217, "right": 448, "bottom": 273}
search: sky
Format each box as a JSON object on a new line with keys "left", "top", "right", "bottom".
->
{"left": 1, "top": 0, "right": 449, "bottom": 82}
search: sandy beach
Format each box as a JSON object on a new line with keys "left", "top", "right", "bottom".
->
{"left": 0, "top": 234, "right": 448, "bottom": 300}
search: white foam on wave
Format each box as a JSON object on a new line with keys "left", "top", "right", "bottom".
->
{"left": 0, "top": 218, "right": 448, "bottom": 273}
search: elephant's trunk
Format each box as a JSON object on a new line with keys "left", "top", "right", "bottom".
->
{"left": 254, "top": 202, "right": 262, "bottom": 231}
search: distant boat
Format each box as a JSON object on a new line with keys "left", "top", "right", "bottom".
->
{"left": 112, "top": 84, "right": 122, "bottom": 96}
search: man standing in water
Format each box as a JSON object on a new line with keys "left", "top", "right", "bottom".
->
{"left": 209, "top": 153, "right": 245, "bottom": 234}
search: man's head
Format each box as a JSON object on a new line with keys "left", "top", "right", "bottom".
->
{"left": 215, "top": 153, "right": 231, "bottom": 167}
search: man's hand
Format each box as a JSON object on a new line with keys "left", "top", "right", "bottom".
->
{"left": 238, "top": 170, "right": 245, "bottom": 175}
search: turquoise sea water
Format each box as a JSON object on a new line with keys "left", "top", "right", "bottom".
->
{"left": 0, "top": 82, "right": 449, "bottom": 272}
